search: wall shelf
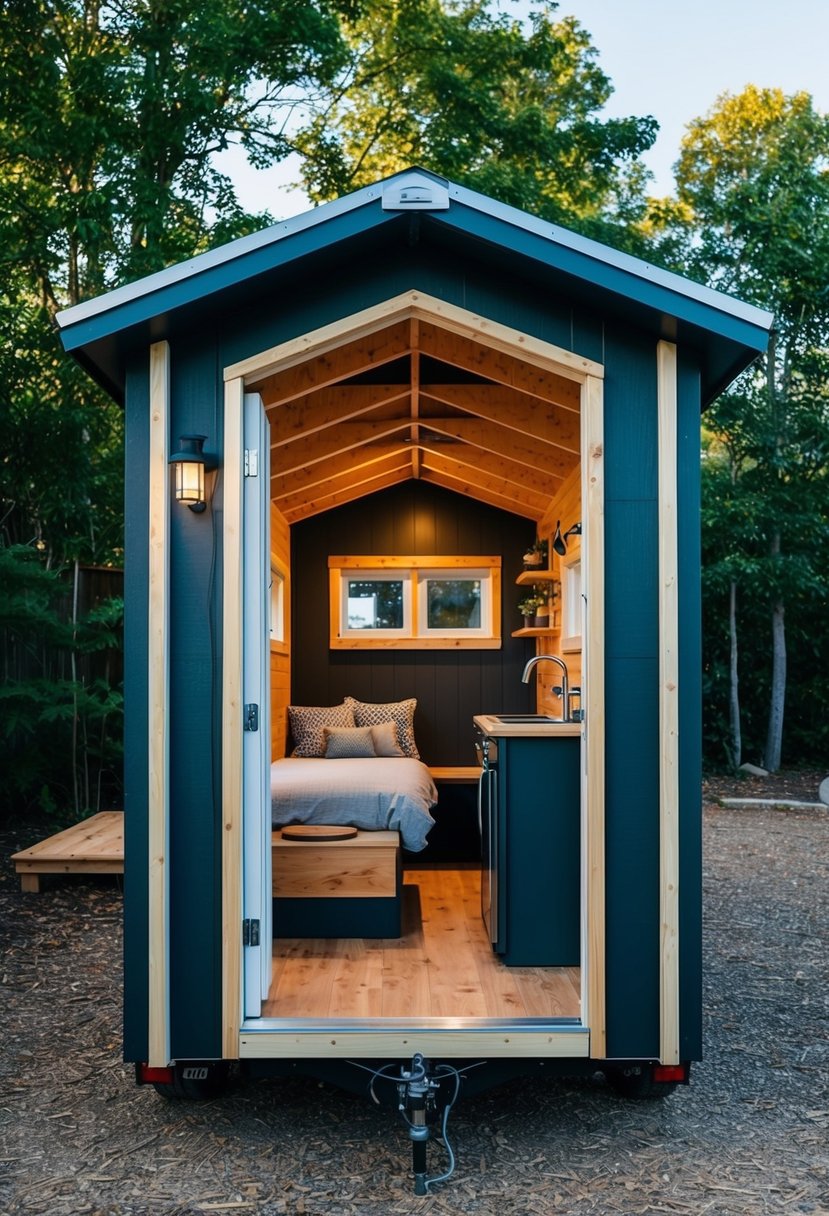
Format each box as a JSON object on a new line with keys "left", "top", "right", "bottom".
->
{"left": 516, "top": 569, "right": 557, "bottom": 586}
{"left": 511, "top": 627, "right": 561, "bottom": 638}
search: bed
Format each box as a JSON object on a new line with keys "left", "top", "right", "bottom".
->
{"left": 270, "top": 756, "right": 437, "bottom": 853}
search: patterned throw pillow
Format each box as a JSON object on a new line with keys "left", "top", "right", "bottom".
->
{"left": 288, "top": 703, "right": 355, "bottom": 757}
{"left": 322, "top": 725, "right": 377, "bottom": 759}
{"left": 345, "top": 696, "right": 420, "bottom": 759}
{"left": 369, "top": 720, "right": 405, "bottom": 757}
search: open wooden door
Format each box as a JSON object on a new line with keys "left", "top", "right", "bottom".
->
{"left": 242, "top": 391, "right": 272, "bottom": 1017}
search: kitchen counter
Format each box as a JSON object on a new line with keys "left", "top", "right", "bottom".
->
{"left": 473, "top": 714, "right": 582, "bottom": 738}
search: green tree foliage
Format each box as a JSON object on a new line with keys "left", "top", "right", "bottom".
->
{"left": 673, "top": 88, "right": 829, "bottom": 770}
{"left": 295, "top": 0, "right": 657, "bottom": 240}
{"left": 0, "top": 0, "right": 354, "bottom": 818}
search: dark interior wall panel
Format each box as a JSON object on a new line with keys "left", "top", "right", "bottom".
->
{"left": 677, "top": 352, "right": 703, "bottom": 1060}
{"left": 123, "top": 354, "right": 150, "bottom": 1063}
{"left": 291, "top": 482, "right": 536, "bottom": 765}
{"left": 167, "top": 333, "right": 223, "bottom": 1059}
{"left": 602, "top": 326, "right": 661, "bottom": 1059}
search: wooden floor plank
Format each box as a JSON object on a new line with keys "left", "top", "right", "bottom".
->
{"left": 265, "top": 866, "right": 580, "bottom": 1021}
{"left": 381, "top": 884, "right": 432, "bottom": 1017}
{"left": 410, "top": 867, "right": 489, "bottom": 1018}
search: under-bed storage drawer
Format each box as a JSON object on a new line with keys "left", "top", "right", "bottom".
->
{"left": 272, "top": 829, "right": 401, "bottom": 937}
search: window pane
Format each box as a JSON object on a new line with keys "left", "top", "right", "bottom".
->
{"left": 347, "top": 579, "right": 405, "bottom": 629}
{"left": 426, "top": 579, "right": 481, "bottom": 629}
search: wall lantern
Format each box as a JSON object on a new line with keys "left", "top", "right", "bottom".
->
{"left": 168, "top": 434, "right": 217, "bottom": 513}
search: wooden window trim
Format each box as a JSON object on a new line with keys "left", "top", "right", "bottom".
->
{"left": 328, "top": 555, "right": 502, "bottom": 649}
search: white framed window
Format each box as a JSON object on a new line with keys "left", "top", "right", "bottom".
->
{"left": 329, "top": 556, "right": 501, "bottom": 649}
{"left": 270, "top": 563, "right": 287, "bottom": 646}
{"left": 340, "top": 570, "right": 412, "bottom": 640}
{"left": 561, "top": 552, "right": 582, "bottom": 653}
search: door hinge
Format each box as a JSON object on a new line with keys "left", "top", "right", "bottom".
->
{"left": 243, "top": 919, "right": 260, "bottom": 947}
{"left": 244, "top": 448, "right": 258, "bottom": 477}
{"left": 243, "top": 703, "right": 259, "bottom": 732}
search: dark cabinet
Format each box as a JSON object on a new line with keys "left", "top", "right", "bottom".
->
{"left": 478, "top": 732, "right": 580, "bottom": 966}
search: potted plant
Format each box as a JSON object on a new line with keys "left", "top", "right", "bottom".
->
{"left": 518, "top": 596, "right": 542, "bottom": 628}
{"left": 522, "top": 538, "right": 548, "bottom": 570}
{"left": 533, "top": 592, "right": 550, "bottom": 628}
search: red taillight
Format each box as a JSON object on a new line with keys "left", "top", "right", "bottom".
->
{"left": 137, "top": 1063, "right": 174, "bottom": 1085}
{"left": 653, "top": 1064, "right": 688, "bottom": 1083}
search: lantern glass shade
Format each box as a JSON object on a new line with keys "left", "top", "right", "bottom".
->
{"left": 175, "top": 459, "right": 205, "bottom": 505}
{"left": 169, "top": 434, "right": 215, "bottom": 512}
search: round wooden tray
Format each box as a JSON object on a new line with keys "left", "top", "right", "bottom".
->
{"left": 280, "top": 824, "right": 358, "bottom": 842}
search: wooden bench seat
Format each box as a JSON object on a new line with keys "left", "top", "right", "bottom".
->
{"left": 272, "top": 828, "right": 402, "bottom": 938}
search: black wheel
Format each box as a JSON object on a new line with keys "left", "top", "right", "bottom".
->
{"left": 603, "top": 1064, "right": 678, "bottom": 1100}
{"left": 152, "top": 1062, "right": 231, "bottom": 1100}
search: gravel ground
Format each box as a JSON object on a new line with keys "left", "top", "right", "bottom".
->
{"left": 1, "top": 773, "right": 827, "bottom": 1215}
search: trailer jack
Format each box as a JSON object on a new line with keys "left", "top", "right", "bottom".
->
{"left": 357, "top": 1053, "right": 473, "bottom": 1194}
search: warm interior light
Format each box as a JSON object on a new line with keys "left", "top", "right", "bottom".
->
{"left": 175, "top": 457, "right": 205, "bottom": 506}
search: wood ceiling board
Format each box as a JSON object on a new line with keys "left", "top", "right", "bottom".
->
{"left": 416, "top": 322, "right": 581, "bottom": 412}
{"left": 253, "top": 321, "right": 411, "bottom": 407}
{"left": 266, "top": 385, "right": 410, "bottom": 445}
{"left": 423, "top": 415, "right": 577, "bottom": 481}
{"left": 420, "top": 467, "right": 541, "bottom": 521}
{"left": 271, "top": 442, "right": 410, "bottom": 498}
{"left": 421, "top": 384, "right": 581, "bottom": 455}
{"left": 420, "top": 449, "right": 550, "bottom": 516}
{"left": 273, "top": 451, "right": 412, "bottom": 510}
{"left": 281, "top": 466, "right": 412, "bottom": 523}
{"left": 410, "top": 322, "right": 421, "bottom": 478}
{"left": 418, "top": 439, "right": 563, "bottom": 498}
{"left": 271, "top": 418, "right": 412, "bottom": 476}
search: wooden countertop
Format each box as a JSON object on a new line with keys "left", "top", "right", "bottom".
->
{"left": 473, "top": 715, "right": 582, "bottom": 738}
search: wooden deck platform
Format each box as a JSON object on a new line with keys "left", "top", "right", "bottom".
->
{"left": 11, "top": 811, "right": 124, "bottom": 892}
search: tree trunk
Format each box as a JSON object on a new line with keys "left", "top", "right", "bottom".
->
{"left": 764, "top": 531, "right": 786, "bottom": 772}
{"left": 727, "top": 578, "right": 741, "bottom": 770}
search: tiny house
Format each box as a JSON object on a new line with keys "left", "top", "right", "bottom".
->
{"left": 58, "top": 170, "right": 772, "bottom": 1118}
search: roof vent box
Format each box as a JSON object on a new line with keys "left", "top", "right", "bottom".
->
{"left": 382, "top": 172, "right": 450, "bottom": 211}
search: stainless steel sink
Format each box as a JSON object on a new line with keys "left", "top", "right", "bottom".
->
{"left": 491, "top": 714, "right": 563, "bottom": 723}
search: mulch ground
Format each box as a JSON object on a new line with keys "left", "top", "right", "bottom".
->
{"left": 1, "top": 771, "right": 827, "bottom": 1215}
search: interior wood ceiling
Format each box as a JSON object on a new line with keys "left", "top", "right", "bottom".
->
{"left": 258, "top": 318, "right": 581, "bottom": 523}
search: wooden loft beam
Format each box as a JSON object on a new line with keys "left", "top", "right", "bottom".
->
{"left": 266, "top": 385, "right": 409, "bottom": 445}
{"left": 423, "top": 415, "right": 576, "bottom": 481}
{"left": 420, "top": 448, "right": 549, "bottom": 517}
{"left": 272, "top": 444, "right": 410, "bottom": 499}
{"left": 420, "top": 465, "right": 542, "bottom": 521}
{"left": 253, "top": 321, "right": 411, "bottom": 407}
{"left": 271, "top": 418, "right": 411, "bottom": 477}
{"left": 281, "top": 465, "right": 412, "bottom": 523}
{"left": 418, "top": 438, "right": 564, "bottom": 498}
{"left": 422, "top": 383, "right": 580, "bottom": 454}
{"left": 416, "top": 322, "right": 581, "bottom": 412}
{"left": 275, "top": 451, "right": 412, "bottom": 518}
{"left": 410, "top": 319, "right": 421, "bottom": 478}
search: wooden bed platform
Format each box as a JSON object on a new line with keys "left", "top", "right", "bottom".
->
{"left": 11, "top": 811, "right": 124, "bottom": 892}
{"left": 265, "top": 865, "right": 581, "bottom": 1020}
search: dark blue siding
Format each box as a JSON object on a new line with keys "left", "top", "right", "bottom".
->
{"left": 168, "top": 334, "right": 224, "bottom": 1059}
{"left": 677, "top": 353, "right": 703, "bottom": 1060}
{"left": 123, "top": 355, "right": 150, "bottom": 1062}
{"left": 603, "top": 327, "right": 661, "bottom": 1058}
